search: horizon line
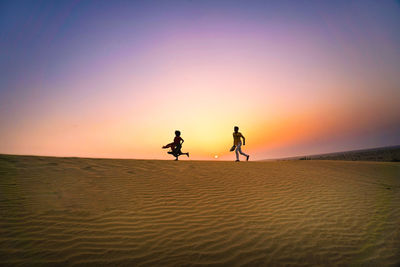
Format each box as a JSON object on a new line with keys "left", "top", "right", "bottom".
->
{"left": 1, "top": 144, "right": 399, "bottom": 162}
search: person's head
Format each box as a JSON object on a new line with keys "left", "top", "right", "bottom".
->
{"left": 234, "top": 126, "right": 239, "bottom": 133}
{"left": 175, "top": 130, "right": 181, "bottom": 137}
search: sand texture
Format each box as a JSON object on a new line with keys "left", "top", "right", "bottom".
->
{"left": 1, "top": 155, "right": 400, "bottom": 266}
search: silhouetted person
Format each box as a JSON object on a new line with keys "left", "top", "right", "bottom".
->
{"left": 162, "top": 130, "right": 189, "bottom": 161}
{"left": 232, "top": 126, "right": 249, "bottom": 162}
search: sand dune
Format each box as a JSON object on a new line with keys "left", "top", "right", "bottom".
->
{"left": 278, "top": 145, "right": 400, "bottom": 162}
{"left": 1, "top": 155, "right": 399, "bottom": 266}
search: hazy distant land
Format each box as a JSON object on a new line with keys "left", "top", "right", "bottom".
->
{"left": 1, "top": 154, "right": 399, "bottom": 265}
{"left": 276, "top": 145, "right": 400, "bottom": 162}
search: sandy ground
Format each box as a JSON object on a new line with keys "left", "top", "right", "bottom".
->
{"left": 0, "top": 155, "right": 399, "bottom": 266}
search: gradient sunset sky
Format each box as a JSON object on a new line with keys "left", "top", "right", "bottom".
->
{"left": 1, "top": 0, "right": 400, "bottom": 160}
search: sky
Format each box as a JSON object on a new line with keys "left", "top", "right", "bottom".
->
{"left": 1, "top": 0, "right": 400, "bottom": 160}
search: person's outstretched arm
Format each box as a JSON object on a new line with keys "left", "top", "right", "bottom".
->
{"left": 242, "top": 135, "right": 246, "bottom": 146}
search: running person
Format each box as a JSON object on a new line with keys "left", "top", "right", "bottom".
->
{"left": 162, "top": 130, "right": 189, "bottom": 160}
{"left": 232, "top": 126, "right": 249, "bottom": 162}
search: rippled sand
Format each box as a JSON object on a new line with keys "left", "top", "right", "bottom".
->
{"left": 1, "top": 155, "right": 399, "bottom": 266}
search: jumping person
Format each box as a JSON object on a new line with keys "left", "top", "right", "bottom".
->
{"left": 162, "top": 130, "right": 189, "bottom": 161}
{"left": 232, "top": 126, "right": 249, "bottom": 162}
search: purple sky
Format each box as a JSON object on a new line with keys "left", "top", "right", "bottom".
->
{"left": 1, "top": 0, "right": 400, "bottom": 159}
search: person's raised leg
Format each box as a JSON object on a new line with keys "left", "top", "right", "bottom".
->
{"left": 163, "top": 143, "right": 173, "bottom": 149}
{"left": 237, "top": 144, "right": 249, "bottom": 160}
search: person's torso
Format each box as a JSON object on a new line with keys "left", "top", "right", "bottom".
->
{"left": 233, "top": 132, "right": 242, "bottom": 145}
{"left": 174, "top": 136, "right": 182, "bottom": 144}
